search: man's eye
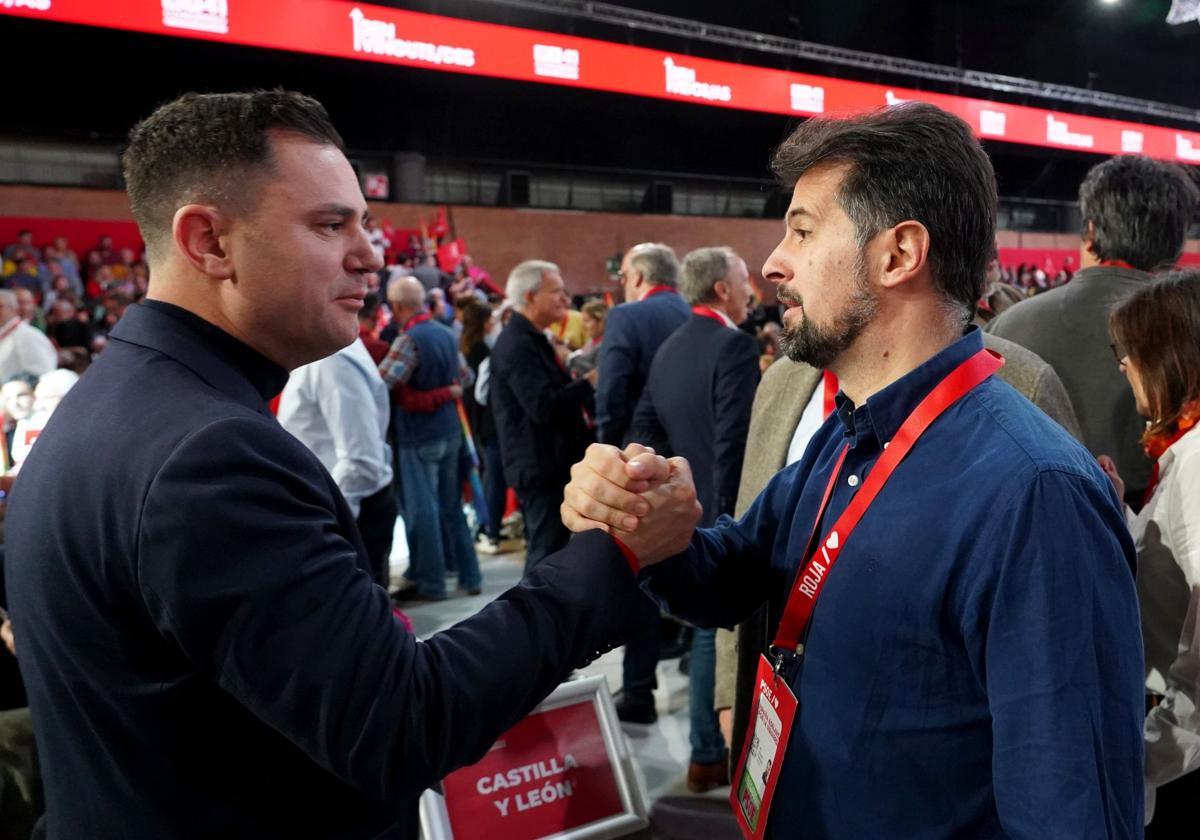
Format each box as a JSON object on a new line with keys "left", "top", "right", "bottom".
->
{"left": 791, "top": 228, "right": 808, "bottom": 241}
{"left": 322, "top": 222, "right": 345, "bottom": 232}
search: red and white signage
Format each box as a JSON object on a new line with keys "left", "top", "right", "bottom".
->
{"left": 421, "top": 677, "right": 647, "bottom": 840}
{"left": 4, "top": 0, "right": 1199, "bottom": 165}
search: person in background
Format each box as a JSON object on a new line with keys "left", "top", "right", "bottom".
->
{"left": 490, "top": 260, "right": 596, "bottom": 570}
{"left": 988, "top": 155, "right": 1199, "bottom": 504}
{"left": 1098, "top": 269, "right": 1200, "bottom": 837}
{"left": 568, "top": 300, "right": 607, "bottom": 378}
{"left": 460, "top": 300, "right": 506, "bottom": 556}
{"left": 0, "top": 291, "right": 56, "bottom": 382}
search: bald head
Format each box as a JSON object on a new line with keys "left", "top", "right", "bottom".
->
{"left": 387, "top": 275, "right": 425, "bottom": 309}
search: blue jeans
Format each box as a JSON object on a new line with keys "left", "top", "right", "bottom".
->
{"left": 688, "top": 628, "right": 726, "bottom": 765}
{"left": 397, "top": 433, "right": 482, "bottom": 598}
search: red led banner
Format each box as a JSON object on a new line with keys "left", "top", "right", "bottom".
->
{"left": 5, "top": 0, "right": 1200, "bottom": 165}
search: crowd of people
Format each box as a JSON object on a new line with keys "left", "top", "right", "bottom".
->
{"left": 0, "top": 89, "right": 1197, "bottom": 840}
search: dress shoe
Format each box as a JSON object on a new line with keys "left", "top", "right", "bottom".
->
{"left": 687, "top": 757, "right": 730, "bottom": 793}
{"left": 615, "top": 695, "right": 657, "bottom": 725}
{"left": 391, "top": 583, "right": 446, "bottom": 603}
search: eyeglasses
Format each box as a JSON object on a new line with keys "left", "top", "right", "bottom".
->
{"left": 1109, "top": 342, "right": 1129, "bottom": 364}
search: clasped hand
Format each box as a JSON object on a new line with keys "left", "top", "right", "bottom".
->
{"left": 560, "top": 443, "right": 702, "bottom": 566}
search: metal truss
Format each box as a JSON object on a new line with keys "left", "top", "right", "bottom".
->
{"left": 471, "top": 0, "right": 1200, "bottom": 125}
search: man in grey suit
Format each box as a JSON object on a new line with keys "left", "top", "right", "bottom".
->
{"left": 987, "top": 156, "right": 1199, "bottom": 503}
{"left": 714, "top": 333, "right": 1083, "bottom": 767}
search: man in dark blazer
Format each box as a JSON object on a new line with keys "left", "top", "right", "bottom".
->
{"left": 629, "top": 246, "right": 760, "bottom": 792}
{"left": 4, "top": 91, "right": 648, "bottom": 840}
{"left": 595, "top": 242, "right": 691, "bottom": 724}
{"left": 490, "top": 259, "right": 596, "bottom": 570}
{"left": 595, "top": 242, "right": 691, "bottom": 447}
{"left": 988, "top": 155, "right": 1199, "bottom": 504}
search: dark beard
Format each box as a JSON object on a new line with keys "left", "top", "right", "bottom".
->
{"left": 778, "top": 256, "right": 877, "bottom": 369}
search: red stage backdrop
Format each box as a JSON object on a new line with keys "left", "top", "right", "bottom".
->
{"left": 2, "top": 1, "right": 1198, "bottom": 166}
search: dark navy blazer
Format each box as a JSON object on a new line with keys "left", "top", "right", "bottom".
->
{"left": 629, "top": 314, "right": 761, "bottom": 526}
{"left": 6, "top": 301, "right": 641, "bottom": 839}
{"left": 594, "top": 289, "right": 690, "bottom": 446}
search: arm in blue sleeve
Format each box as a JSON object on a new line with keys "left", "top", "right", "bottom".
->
{"left": 965, "top": 467, "right": 1145, "bottom": 839}
{"left": 637, "top": 468, "right": 791, "bottom": 630}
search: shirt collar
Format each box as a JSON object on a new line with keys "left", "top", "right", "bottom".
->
{"left": 125, "top": 300, "right": 288, "bottom": 406}
{"left": 835, "top": 326, "right": 985, "bottom": 448}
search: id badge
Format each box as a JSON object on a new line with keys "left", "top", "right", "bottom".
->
{"left": 731, "top": 654, "right": 798, "bottom": 840}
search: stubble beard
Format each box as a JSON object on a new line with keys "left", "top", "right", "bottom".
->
{"left": 778, "top": 251, "right": 878, "bottom": 370}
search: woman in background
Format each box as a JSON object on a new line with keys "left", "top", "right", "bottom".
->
{"left": 460, "top": 300, "right": 506, "bottom": 555}
{"left": 1099, "top": 268, "right": 1200, "bottom": 836}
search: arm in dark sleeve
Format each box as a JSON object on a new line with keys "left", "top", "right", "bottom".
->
{"left": 595, "top": 310, "right": 635, "bottom": 445}
{"left": 136, "top": 417, "right": 644, "bottom": 802}
{"left": 711, "top": 332, "right": 761, "bottom": 519}
{"left": 628, "top": 378, "right": 668, "bottom": 456}
{"left": 963, "top": 468, "right": 1144, "bottom": 838}
{"left": 501, "top": 338, "right": 593, "bottom": 421}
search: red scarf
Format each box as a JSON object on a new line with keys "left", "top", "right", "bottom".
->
{"left": 1142, "top": 399, "right": 1199, "bottom": 503}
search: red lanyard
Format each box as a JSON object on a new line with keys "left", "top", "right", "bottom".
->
{"left": 643, "top": 285, "right": 676, "bottom": 299}
{"left": 403, "top": 312, "right": 433, "bottom": 332}
{"left": 822, "top": 371, "right": 839, "bottom": 419}
{"left": 770, "top": 348, "right": 1003, "bottom": 663}
{"left": 691, "top": 305, "right": 728, "bottom": 326}
{"left": 1099, "top": 260, "right": 1135, "bottom": 270}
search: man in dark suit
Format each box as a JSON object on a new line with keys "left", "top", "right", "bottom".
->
{"left": 629, "top": 246, "right": 760, "bottom": 792}
{"left": 987, "top": 155, "right": 1199, "bottom": 503}
{"left": 595, "top": 242, "right": 690, "bottom": 447}
{"left": 3, "top": 91, "right": 650, "bottom": 840}
{"left": 595, "top": 242, "right": 691, "bottom": 724}
{"left": 490, "top": 259, "right": 597, "bottom": 570}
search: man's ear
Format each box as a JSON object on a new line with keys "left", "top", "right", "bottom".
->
{"left": 712, "top": 279, "right": 731, "bottom": 303}
{"left": 172, "top": 204, "right": 235, "bottom": 280}
{"left": 877, "top": 220, "right": 931, "bottom": 291}
{"left": 1082, "top": 220, "right": 1097, "bottom": 258}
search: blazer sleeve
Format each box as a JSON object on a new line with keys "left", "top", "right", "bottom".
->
{"left": 498, "top": 336, "right": 593, "bottom": 422}
{"left": 711, "top": 331, "right": 762, "bottom": 519}
{"left": 135, "top": 416, "right": 644, "bottom": 803}
{"left": 595, "top": 309, "right": 635, "bottom": 445}
{"left": 1029, "top": 363, "right": 1083, "bottom": 441}
{"left": 627, "top": 372, "right": 669, "bottom": 456}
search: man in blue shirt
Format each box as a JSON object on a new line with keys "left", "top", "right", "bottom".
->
{"left": 560, "top": 102, "right": 1144, "bottom": 837}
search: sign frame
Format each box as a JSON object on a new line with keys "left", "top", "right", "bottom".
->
{"left": 419, "top": 675, "right": 648, "bottom": 840}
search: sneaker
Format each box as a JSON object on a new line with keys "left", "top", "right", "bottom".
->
{"left": 614, "top": 695, "right": 657, "bottom": 725}
{"left": 476, "top": 535, "right": 503, "bottom": 555}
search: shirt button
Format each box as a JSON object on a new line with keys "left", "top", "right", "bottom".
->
{"left": 847, "top": 474, "right": 860, "bottom": 487}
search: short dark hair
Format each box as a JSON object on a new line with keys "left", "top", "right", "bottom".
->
{"left": 1079, "top": 156, "right": 1199, "bottom": 272}
{"left": 1109, "top": 268, "right": 1200, "bottom": 441}
{"left": 770, "top": 102, "right": 998, "bottom": 321}
{"left": 122, "top": 90, "right": 344, "bottom": 261}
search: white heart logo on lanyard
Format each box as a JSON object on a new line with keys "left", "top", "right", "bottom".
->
{"left": 825, "top": 531, "right": 839, "bottom": 551}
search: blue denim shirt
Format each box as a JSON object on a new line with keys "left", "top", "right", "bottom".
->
{"left": 643, "top": 327, "right": 1145, "bottom": 838}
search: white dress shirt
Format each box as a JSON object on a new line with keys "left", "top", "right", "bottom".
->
{"left": 0, "top": 317, "right": 57, "bottom": 382}
{"left": 277, "top": 339, "right": 393, "bottom": 518}
{"left": 1131, "top": 428, "right": 1200, "bottom": 821}
{"left": 786, "top": 376, "right": 834, "bottom": 467}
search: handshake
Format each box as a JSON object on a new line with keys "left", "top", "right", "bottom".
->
{"left": 560, "top": 443, "right": 703, "bottom": 567}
